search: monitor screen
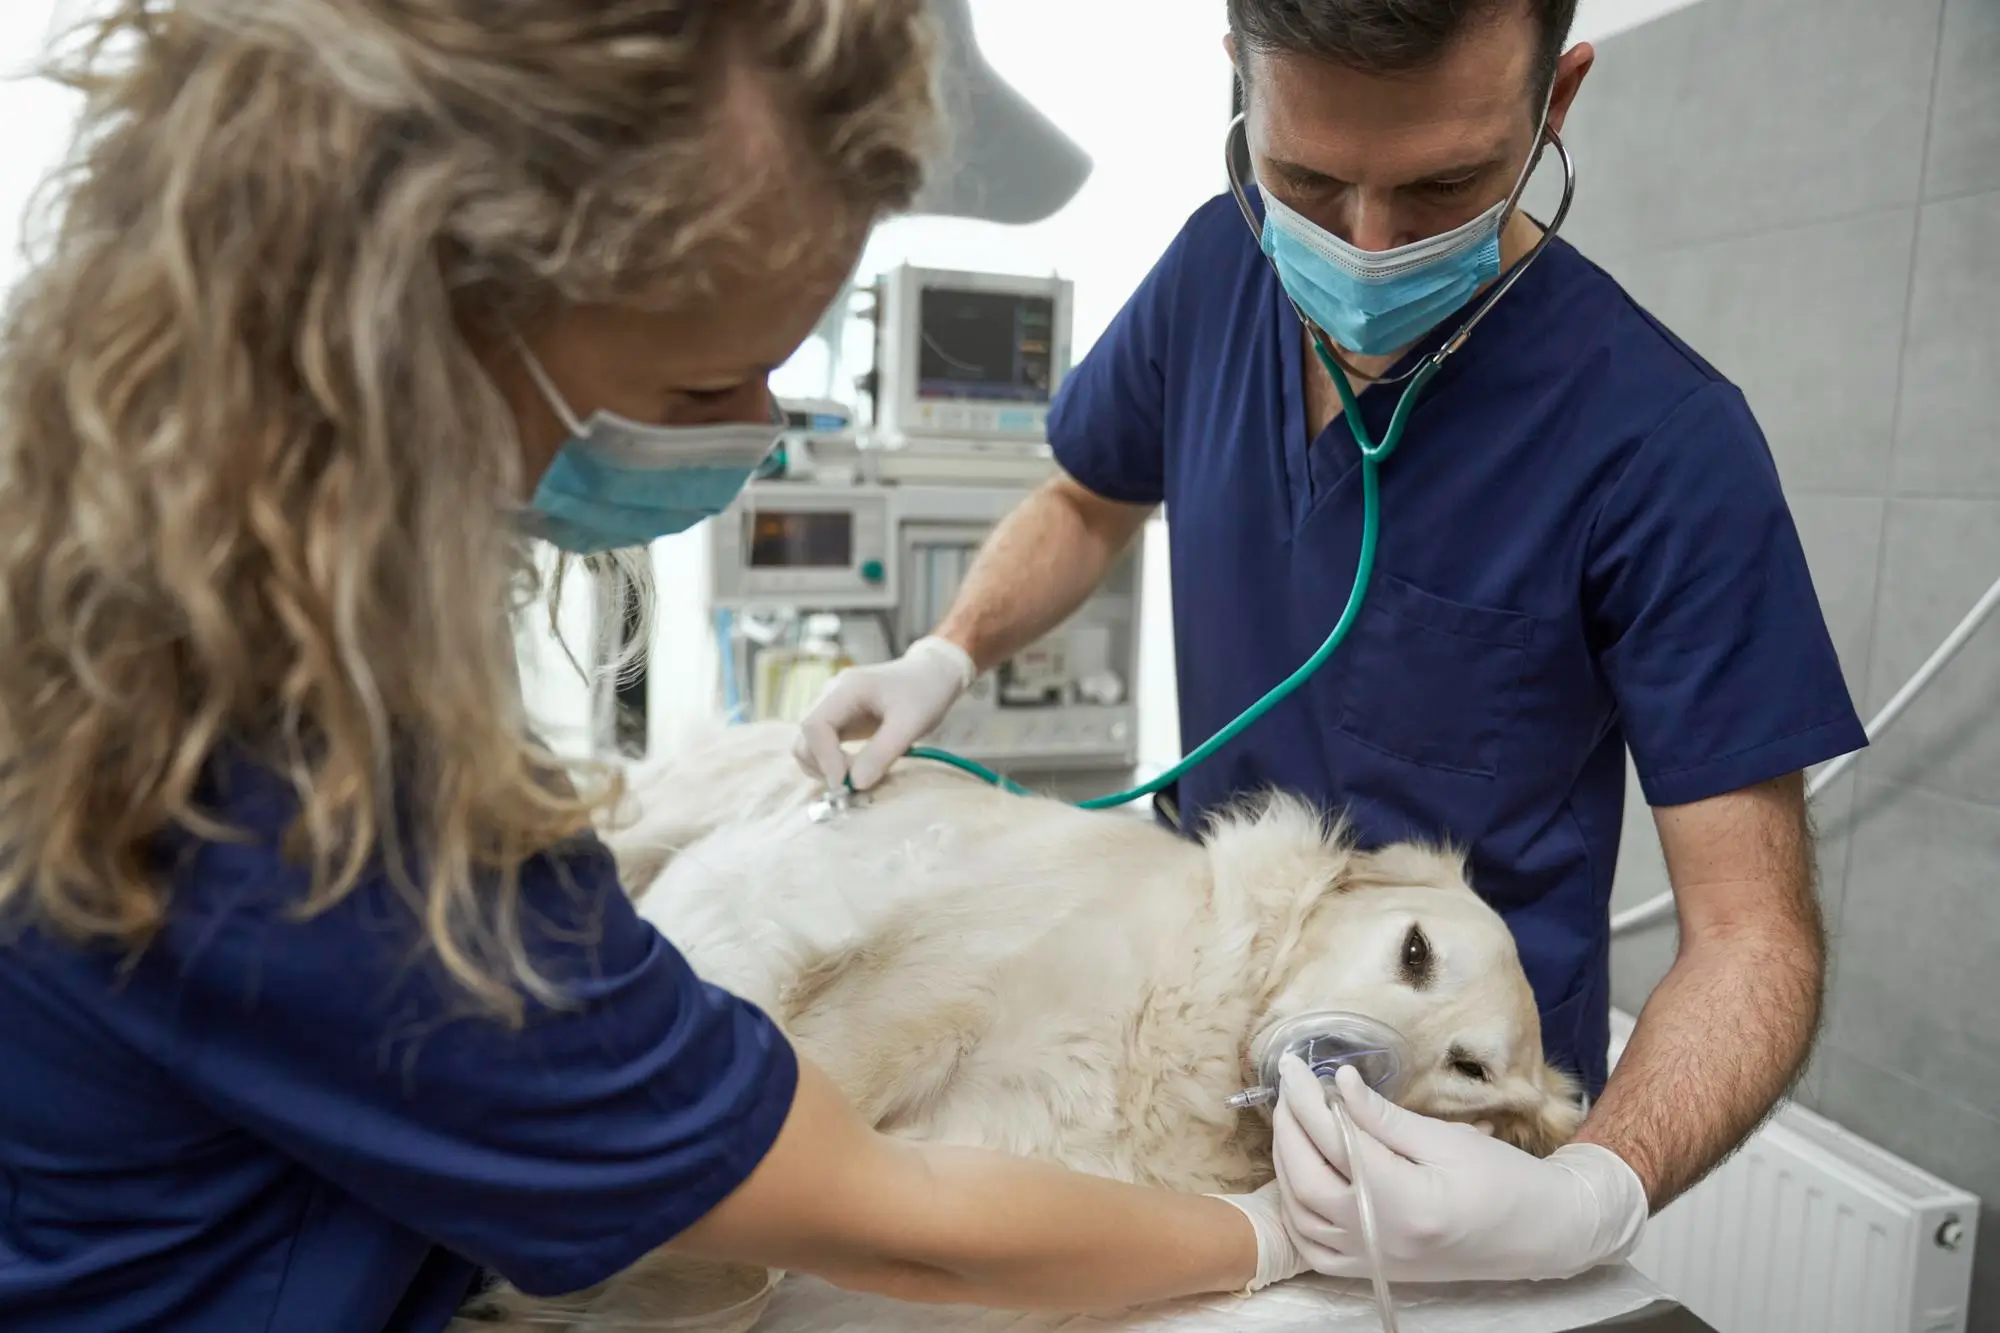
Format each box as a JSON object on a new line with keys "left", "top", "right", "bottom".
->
{"left": 916, "top": 287, "right": 1056, "bottom": 404}
{"left": 748, "top": 511, "right": 853, "bottom": 569}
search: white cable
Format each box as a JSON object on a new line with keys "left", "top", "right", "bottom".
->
{"left": 1610, "top": 568, "right": 2000, "bottom": 936}
{"left": 1331, "top": 1091, "right": 1401, "bottom": 1333}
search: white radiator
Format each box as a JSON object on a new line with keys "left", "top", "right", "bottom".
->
{"left": 1607, "top": 1009, "right": 1981, "bottom": 1333}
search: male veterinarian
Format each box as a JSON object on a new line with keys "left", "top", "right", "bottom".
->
{"left": 798, "top": 0, "right": 1866, "bottom": 1285}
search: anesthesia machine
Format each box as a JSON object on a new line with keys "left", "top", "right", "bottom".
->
{"left": 706, "top": 263, "right": 1145, "bottom": 800}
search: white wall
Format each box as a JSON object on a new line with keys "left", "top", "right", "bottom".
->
{"left": 857, "top": 1, "right": 1235, "bottom": 360}
{"left": 1573, "top": 0, "right": 1711, "bottom": 43}
{"left": 0, "top": 3, "right": 80, "bottom": 305}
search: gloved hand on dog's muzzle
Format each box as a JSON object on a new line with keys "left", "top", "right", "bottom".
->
{"left": 1271, "top": 1055, "right": 1649, "bottom": 1284}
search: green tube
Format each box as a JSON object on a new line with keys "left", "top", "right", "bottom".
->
{"left": 903, "top": 745, "right": 1034, "bottom": 795}
{"left": 909, "top": 346, "right": 1438, "bottom": 812}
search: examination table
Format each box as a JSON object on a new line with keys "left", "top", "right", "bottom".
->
{"left": 754, "top": 1265, "right": 1723, "bottom": 1333}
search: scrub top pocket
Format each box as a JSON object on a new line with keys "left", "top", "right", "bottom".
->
{"left": 1334, "top": 574, "right": 1535, "bottom": 778}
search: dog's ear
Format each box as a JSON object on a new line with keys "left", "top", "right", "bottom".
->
{"left": 1204, "top": 795, "right": 1355, "bottom": 914}
{"left": 1199, "top": 795, "right": 1365, "bottom": 1014}
{"left": 1476, "top": 1063, "right": 1585, "bottom": 1158}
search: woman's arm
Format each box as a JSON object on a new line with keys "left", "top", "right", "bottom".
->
{"left": 673, "top": 1056, "right": 1266, "bottom": 1308}
{"left": 141, "top": 823, "right": 1278, "bottom": 1307}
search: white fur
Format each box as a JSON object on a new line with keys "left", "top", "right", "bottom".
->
{"left": 463, "top": 723, "right": 1580, "bottom": 1327}
{"left": 613, "top": 722, "right": 1580, "bottom": 1187}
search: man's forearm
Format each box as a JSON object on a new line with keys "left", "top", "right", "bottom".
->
{"left": 934, "top": 475, "right": 1151, "bottom": 673}
{"left": 1575, "top": 775, "right": 1826, "bottom": 1210}
{"left": 1575, "top": 921, "right": 1822, "bottom": 1209}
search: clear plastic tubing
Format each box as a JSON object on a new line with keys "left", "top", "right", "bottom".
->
{"left": 1331, "top": 1084, "right": 1401, "bottom": 1333}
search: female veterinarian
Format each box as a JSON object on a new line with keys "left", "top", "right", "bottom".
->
{"left": 0, "top": 3, "right": 1324, "bottom": 1330}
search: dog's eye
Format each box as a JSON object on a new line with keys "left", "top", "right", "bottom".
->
{"left": 1399, "top": 925, "right": 1433, "bottom": 988}
{"left": 1445, "top": 1044, "right": 1489, "bottom": 1082}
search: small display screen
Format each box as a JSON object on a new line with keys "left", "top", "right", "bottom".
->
{"left": 917, "top": 287, "right": 1056, "bottom": 404}
{"left": 748, "top": 511, "right": 853, "bottom": 568}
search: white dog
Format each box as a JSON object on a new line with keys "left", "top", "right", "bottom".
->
{"left": 457, "top": 722, "right": 1580, "bottom": 1328}
{"left": 611, "top": 722, "right": 1581, "bottom": 1181}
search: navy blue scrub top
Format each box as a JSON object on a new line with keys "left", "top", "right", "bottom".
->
{"left": 0, "top": 758, "right": 799, "bottom": 1333}
{"left": 1051, "top": 192, "right": 1866, "bottom": 1096}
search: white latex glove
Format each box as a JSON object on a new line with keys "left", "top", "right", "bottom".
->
{"left": 1272, "top": 1055, "right": 1648, "bottom": 1283}
{"left": 792, "top": 636, "right": 974, "bottom": 791}
{"left": 1209, "top": 1181, "right": 1310, "bottom": 1294}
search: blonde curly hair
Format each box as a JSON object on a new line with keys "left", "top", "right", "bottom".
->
{"left": 0, "top": 0, "right": 939, "bottom": 1017}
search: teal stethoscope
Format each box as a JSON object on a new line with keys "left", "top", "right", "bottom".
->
{"left": 895, "top": 114, "right": 1576, "bottom": 812}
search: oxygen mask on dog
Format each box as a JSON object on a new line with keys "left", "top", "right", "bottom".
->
{"left": 1226, "top": 1011, "right": 1413, "bottom": 1112}
{"left": 1230, "top": 1010, "right": 1410, "bottom": 1333}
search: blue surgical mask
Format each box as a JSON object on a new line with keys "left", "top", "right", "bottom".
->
{"left": 1254, "top": 99, "right": 1550, "bottom": 360}
{"left": 516, "top": 347, "right": 780, "bottom": 555}
{"left": 1258, "top": 189, "right": 1509, "bottom": 359}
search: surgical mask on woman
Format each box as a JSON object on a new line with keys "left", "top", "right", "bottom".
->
{"left": 515, "top": 344, "right": 781, "bottom": 555}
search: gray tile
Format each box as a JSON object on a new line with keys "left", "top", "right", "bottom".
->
{"left": 1610, "top": 755, "right": 1666, "bottom": 911}
{"left": 1807, "top": 765, "right": 1861, "bottom": 931}
{"left": 1856, "top": 499, "right": 2000, "bottom": 806}
{"left": 1561, "top": 0, "right": 1939, "bottom": 253}
{"left": 1892, "top": 192, "right": 2000, "bottom": 498}
{"left": 1809, "top": 1044, "right": 2000, "bottom": 1331}
{"left": 1790, "top": 494, "right": 1887, "bottom": 689}
{"left": 1611, "top": 210, "right": 1916, "bottom": 494}
{"left": 1790, "top": 1040, "right": 1829, "bottom": 1109}
{"left": 1610, "top": 758, "right": 1678, "bottom": 1011}
{"left": 1828, "top": 781, "right": 2000, "bottom": 1112}
{"left": 1813, "top": 777, "right": 1872, "bottom": 951}
{"left": 1610, "top": 924, "right": 1679, "bottom": 1018}
{"left": 1925, "top": 0, "right": 2000, "bottom": 201}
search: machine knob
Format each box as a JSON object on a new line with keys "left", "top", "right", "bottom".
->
{"left": 860, "top": 559, "right": 885, "bottom": 583}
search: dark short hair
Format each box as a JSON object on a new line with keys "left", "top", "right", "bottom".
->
{"left": 1229, "top": 0, "right": 1578, "bottom": 104}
